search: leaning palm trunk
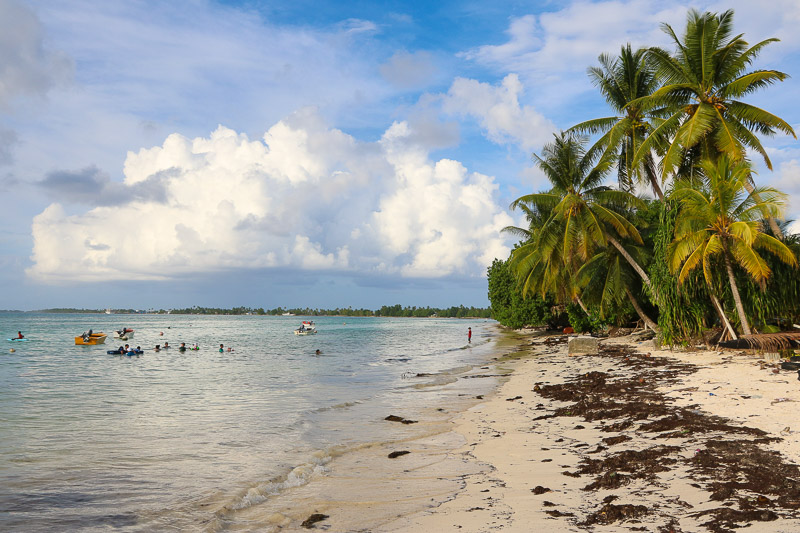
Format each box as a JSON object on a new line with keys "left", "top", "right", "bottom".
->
{"left": 605, "top": 233, "right": 654, "bottom": 294}
{"left": 709, "top": 292, "right": 737, "bottom": 341}
{"left": 642, "top": 152, "right": 665, "bottom": 201}
{"left": 624, "top": 287, "right": 659, "bottom": 331}
{"left": 574, "top": 295, "right": 590, "bottom": 315}
{"left": 722, "top": 250, "right": 752, "bottom": 335}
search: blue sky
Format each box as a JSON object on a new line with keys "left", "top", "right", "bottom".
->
{"left": 1, "top": 0, "right": 799, "bottom": 311}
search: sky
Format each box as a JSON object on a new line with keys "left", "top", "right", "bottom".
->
{"left": 1, "top": 0, "right": 799, "bottom": 311}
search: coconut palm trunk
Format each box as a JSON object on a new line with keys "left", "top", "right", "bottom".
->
{"left": 722, "top": 247, "right": 752, "bottom": 335}
{"left": 642, "top": 153, "right": 664, "bottom": 201}
{"left": 709, "top": 292, "right": 737, "bottom": 341}
{"left": 624, "top": 287, "right": 659, "bottom": 331}
{"left": 605, "top": 233, "right": 654, "bottom": 293}
{"left": 574, "top": 295, "right": 589, "bottom": 315}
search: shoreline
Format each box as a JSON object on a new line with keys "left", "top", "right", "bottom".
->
{"left": 206, "top": 324, "right": 517, "bottom": 532}
{"left": 277, "top": 329, "right": 800, "bottom": 532}
{"left": 376, "top": 333, "right": 800, "bottom": 532}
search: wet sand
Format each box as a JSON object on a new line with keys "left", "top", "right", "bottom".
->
{"left": 266, "top": 330, "right": 800, "bottom": 532}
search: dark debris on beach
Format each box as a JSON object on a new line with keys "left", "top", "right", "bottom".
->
{"left": 532, "top": 343, "right": 800, "bottom": 532}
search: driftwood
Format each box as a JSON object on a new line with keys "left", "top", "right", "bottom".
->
{"left": 718, "top": 332, "right": 800, "bottom": 351}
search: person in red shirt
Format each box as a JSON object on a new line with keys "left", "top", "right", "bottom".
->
{"left": 467, "top": 327, "right": 472, "bottom": 343}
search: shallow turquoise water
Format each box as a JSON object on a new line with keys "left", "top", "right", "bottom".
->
{"left": 0, "top": 313, "right": 497, "bottom": 531}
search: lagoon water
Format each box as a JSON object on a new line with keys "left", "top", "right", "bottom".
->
{"left": 0, "top": 313, "right": 501, "bottom": 531}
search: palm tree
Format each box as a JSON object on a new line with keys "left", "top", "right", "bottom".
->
{"left": 505, "top": 215, "right": 588, "bottom": 313}
{"left": 509, "top": 132, "right": 655, "bottom": 297}
{"left": 667, "top": 156, "right": 796, "bottom": 335}
{"left": 571, "top": 44, "right": 667, "bottom": 200}
{"left": 634, "top": 9, "right": 795, "bottom": 181}
{"left": 576, "top": 244, "right": 658, "bottom": 330}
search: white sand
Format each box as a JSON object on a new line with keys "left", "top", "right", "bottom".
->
{"left": 259, "top": 332, "right": 800, "bottom": 532}
{"left": 376, "top": 334, "right": 800, "bottom": 532}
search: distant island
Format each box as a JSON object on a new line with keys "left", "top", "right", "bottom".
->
{"left": 34, "top": 305, "right": 492, "bottom": 318}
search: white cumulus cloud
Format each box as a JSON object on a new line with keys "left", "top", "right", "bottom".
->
{"left": 441, "top": 74, "right": 555, "bottom": 150}
{"left": 27, "top": 109, "right": 513, "bottom": 283}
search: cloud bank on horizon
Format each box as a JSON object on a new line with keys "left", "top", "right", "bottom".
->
{"left": 2, "top": 0, "right": 800, "bottom": 307}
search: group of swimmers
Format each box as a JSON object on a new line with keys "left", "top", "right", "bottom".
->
{"left": 113, "top": 344, "right": 142, "bottom": 354}
{"left": 150, "top": 342, "right": 235, "bottom": 353}
{"left": 12, "top": 329, "right": 238, "bottom": 354}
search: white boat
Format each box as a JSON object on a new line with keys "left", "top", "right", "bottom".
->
{"left": 294, "top": 321, "right": 317, "bottom": 335}
{"left": 113, "top": 328, "right": 135, "bottom": 340}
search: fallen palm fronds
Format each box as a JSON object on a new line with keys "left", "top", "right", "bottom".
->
{"left": 718, "top": 331, "right": 800, "bottom": 351}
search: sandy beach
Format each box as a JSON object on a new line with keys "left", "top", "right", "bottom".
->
{"left": 376, "top": 332, "right": 800, "bottom": 533}
{"left": 279, "top": 329, "right": 800, "bottom": 532}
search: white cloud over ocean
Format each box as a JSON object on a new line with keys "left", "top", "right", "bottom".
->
{"left": 28, "top": 108, "right": 513, "bottom": 283}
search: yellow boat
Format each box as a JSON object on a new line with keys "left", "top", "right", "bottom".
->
{"left": 75, "top": 333, "right": 107, "bottom": 345}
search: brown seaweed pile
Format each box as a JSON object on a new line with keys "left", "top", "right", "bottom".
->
{"left": 533, "top": 344, "right": 800, "bottom": 532}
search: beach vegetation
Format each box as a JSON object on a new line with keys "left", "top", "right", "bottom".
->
{"left": 668, "top": 157, "right": 796, "bottom": 335}
{"left": 570, "top": 44, "right": 666, "bottom": 200}
{"left": 487, "top": 258, "right": 562, "bottom": 329}
{"left": 489, "top": 8, "right": 799, "bottom": 345}
{"left": 635, "top": 9, "right": 795, "bottom": 181}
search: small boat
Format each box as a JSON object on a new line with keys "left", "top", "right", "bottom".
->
{"left": 294, "top": 321, "right": 317, "bottom": 335}
{"left": 113, "top": 328, "right": 135, "bottom": 340}
{"left": 75, "top": 333, "right": 107, "bottom": 345}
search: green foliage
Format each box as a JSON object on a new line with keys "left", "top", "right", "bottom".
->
{"left": 727, "top": 228, "right": 800, "bottom": 329}
{"left": 487, "top": 258, "right": 557, "bottom": 328}
{"left": 491, "top": 9, "right": 798, "bottom": 342}
{"left": 566, "top": 304, "right": 607, "bottom": 334}
{"left": 649, "top": 201, "right": 711, "bottom": 345}
{"left": 638, "top": 9, "right": 795, "bottom": 178}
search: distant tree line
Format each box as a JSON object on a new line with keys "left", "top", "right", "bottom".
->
{"left": 38, "top": 308, "right": 148, "bottom": 314}
{"left": 164, "top": 305, "right": 491, "bottom": 318}
{"left": 31, "top": 306, "right": 491, "bottom": 317}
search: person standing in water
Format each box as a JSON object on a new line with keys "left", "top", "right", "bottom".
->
{"left": 467, "top": 327, "right": 472, "bottom": 343}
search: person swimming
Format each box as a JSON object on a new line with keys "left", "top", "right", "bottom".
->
{"left": 315, "top": 349, "right": 321, "bottom": 356}
{"left": 219, "top": 344, "right": 224, "bottom": 353}
{"left": 179, "top": 342, "right": 186, "bottom": 352}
